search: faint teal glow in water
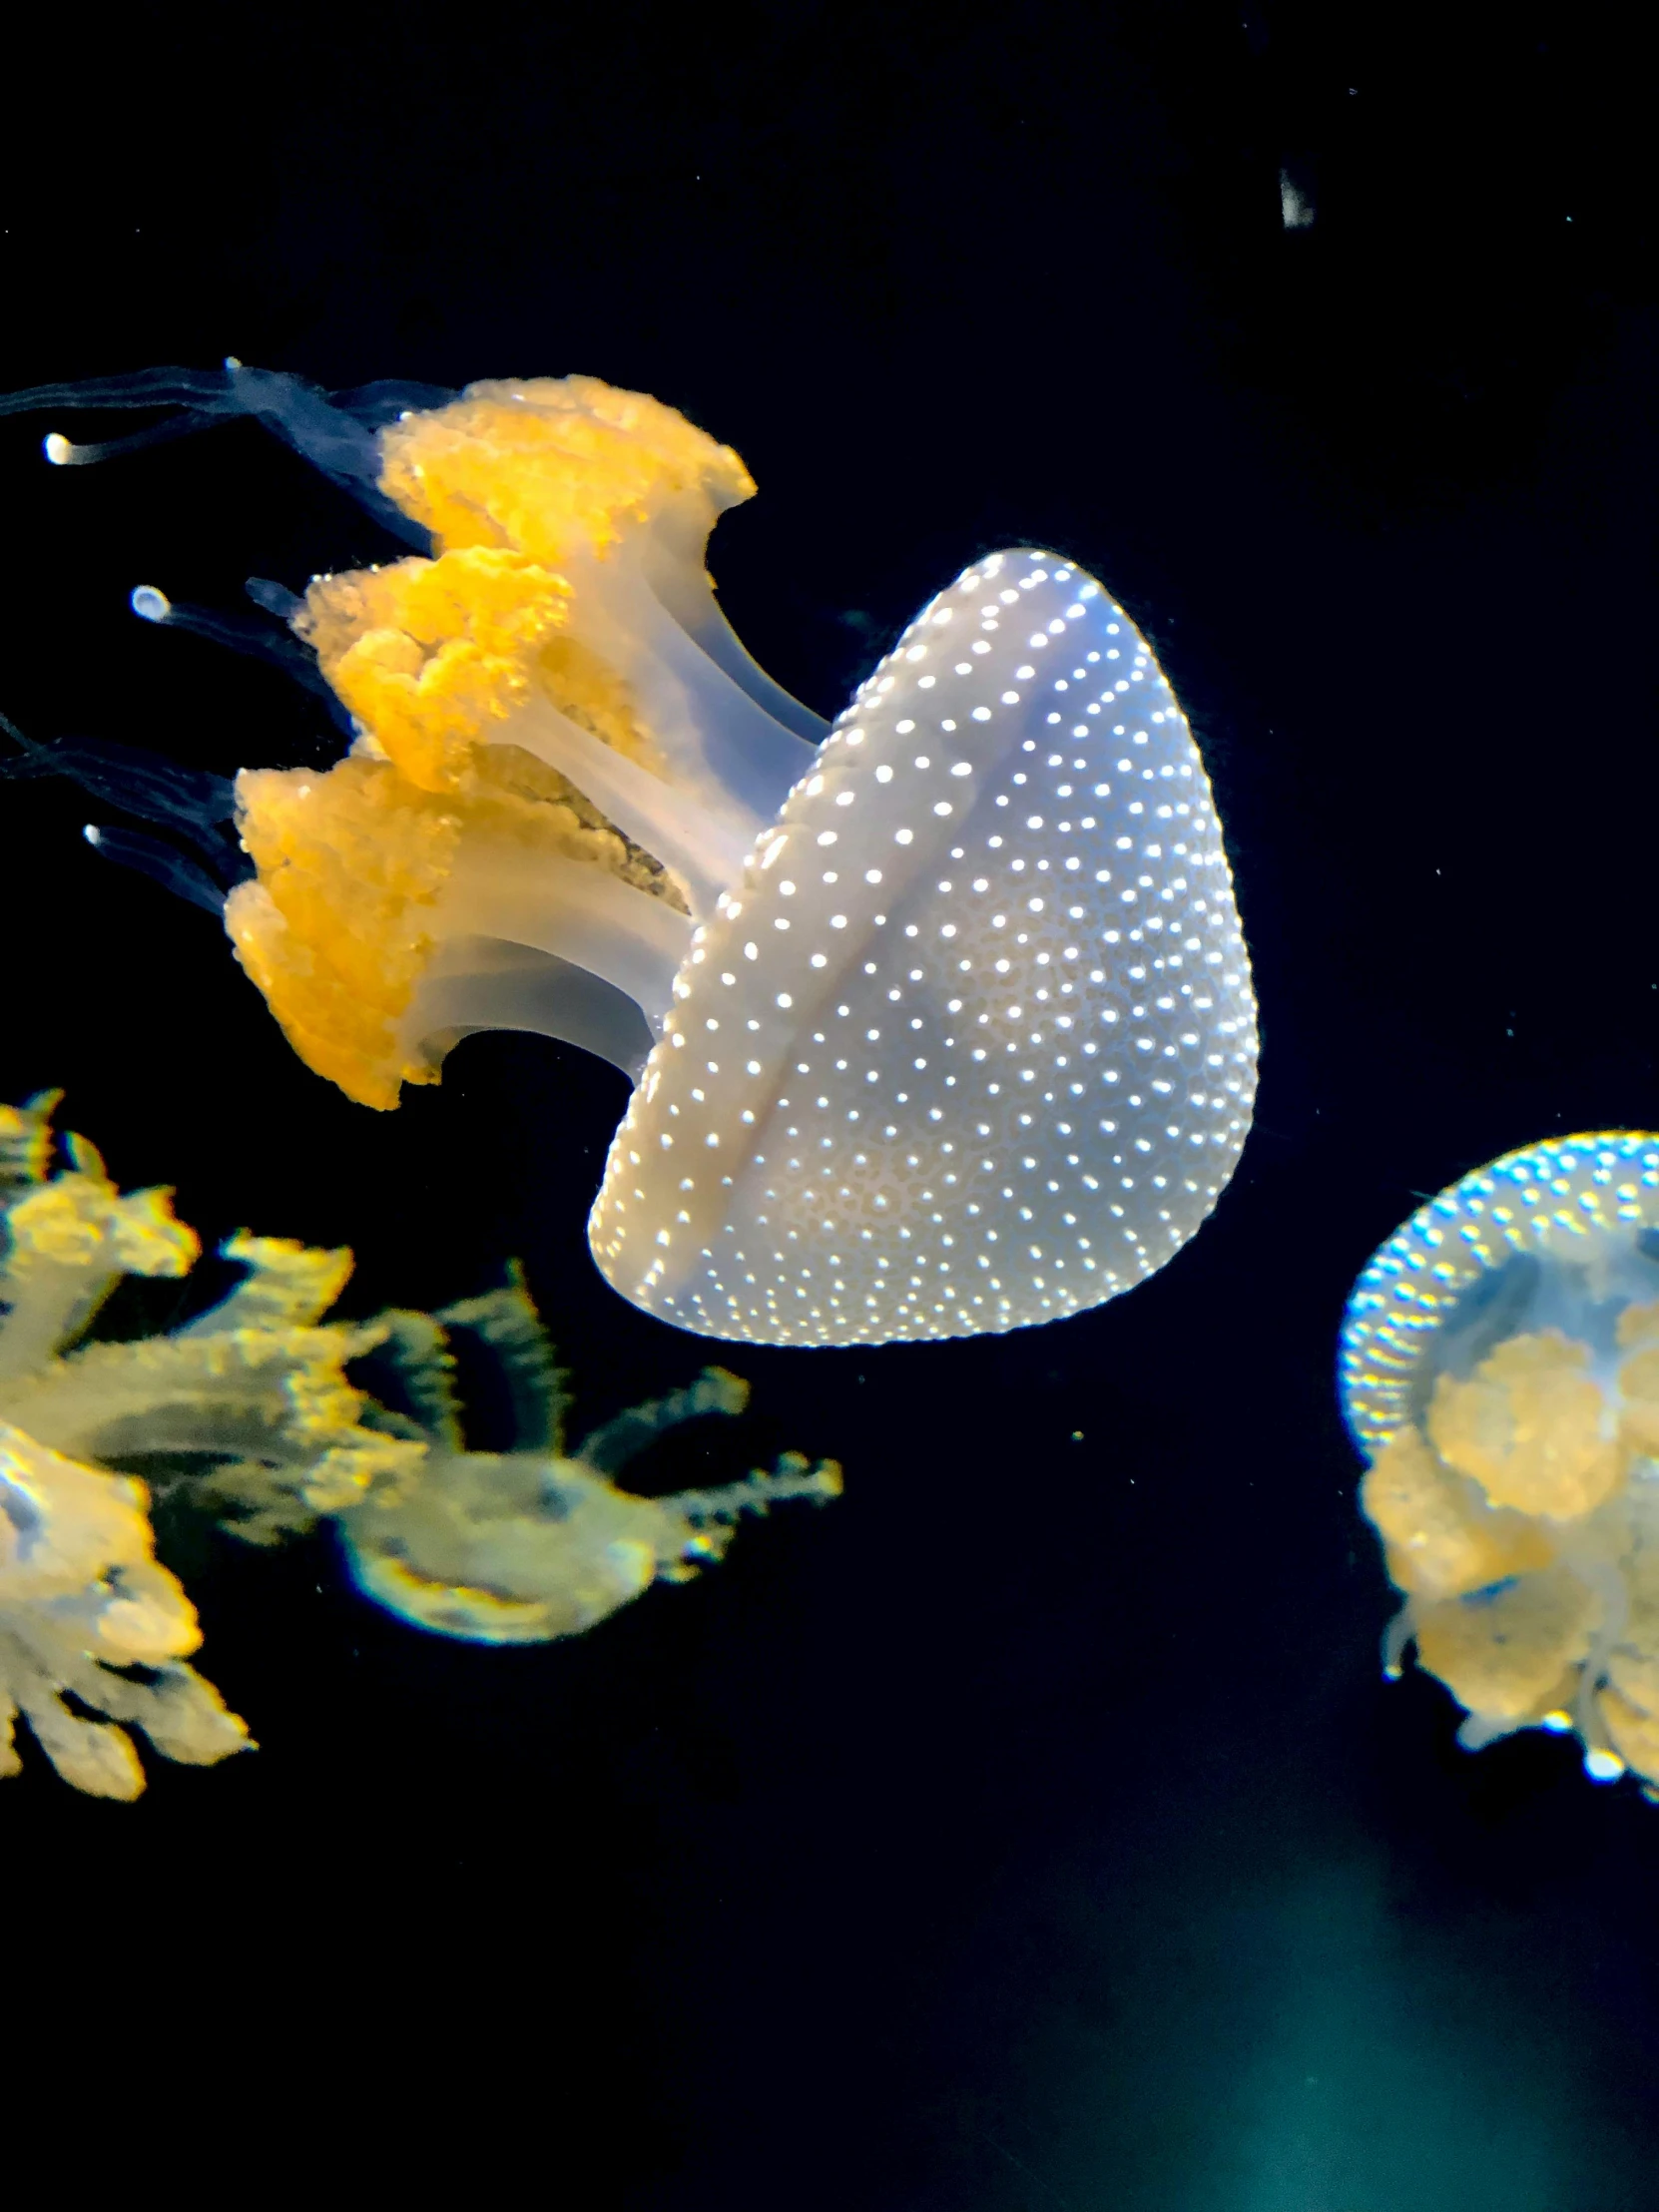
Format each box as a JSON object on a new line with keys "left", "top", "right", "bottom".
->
{"left": 1223, "top": 1862, "right": 1567, "bottom": 2212}
{"left": 943, "top": 1831, "right": 1649, "bottom": 2212}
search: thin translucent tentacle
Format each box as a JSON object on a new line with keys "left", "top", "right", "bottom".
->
{"left": 245, "top": 577, "right": 305, "bottom": 622}
{"left": 326, "top": 380, "right": 459, "bottom": 427}
{"left": 0, "top": 712, "right": 246, "bottom": 903}
{"left": 0, "top": 366, "right": 243, "bottom": 415}
{"left": 130, "top": 584, "right": 353, "bottom": 732}
{"left": 81, "top": 824, "right": 228, "bottom": 915}
{"left": 44, "top": 413, "right": 229, "bottom": 468}
{"left": 1, "top": 363, "right": 440, "bottom": 550}
{"left": 221, "top": 365, "right": 427, "bottom": 542}
{"left": 0, "top": 713, "right": 245, "bottom": 882}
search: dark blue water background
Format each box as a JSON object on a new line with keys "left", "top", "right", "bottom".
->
{"left": 3, "top": 6, "right": 1655, "bottom": 2204}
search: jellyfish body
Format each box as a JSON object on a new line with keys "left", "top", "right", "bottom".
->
{"left": 599, "top": 553, "right": 1257, "bottom": 1341}
{"left": 0, "top": 1415, "right": 252, "bottom": 1799}
{"left": 0, "top": 1090, "right": 841, "bottom": 1794}
{"left": 2, "top": 364, "right": 1258, "bottom": 1345}
{"left": 1342, "top": 1133, "right": 1659, "bottom": 1794}
{"left": 336, "top": 1313, "right": 842, "bottom": 1644}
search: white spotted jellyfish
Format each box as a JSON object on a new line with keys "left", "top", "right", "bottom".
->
{"left": 0, "top": 364, "right": 1258, "bottom": 1347}
{"left": 1343, "top": 1133, "right": 1659, "bottom": 1799}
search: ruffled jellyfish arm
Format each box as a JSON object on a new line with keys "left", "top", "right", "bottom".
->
{"left": 435, "top": 1273, "right": 569, "bottom": 1453}
{"left": 0, "top": 1413, "right": 253, "bottom": 1799}
{"left": 354, "top": 1309, "right": 466, "bottom": 1452}
{"left": 88, "top": 367, "right": 832, "bottom": 1110}
{"left": 365, "top": 375, "right": 826, "bottom": 818}
{"left": 573, "top": 1364, "right": 748, "bottom": 1474}
{"left": 0, "top": 1128, "right": 199, "bottom": 1384}
{"left": 1, "top": 1232, "right": 417, "bottom": 1519}
{"left": 0, "top": 1097, "right": 423, "bottom": 1562}
{"left": 1341, "top": 1133, "right": 1659, "bottom": 1797}
{"left": 651, "top": 1452, "right": 844, "bottom": 1579}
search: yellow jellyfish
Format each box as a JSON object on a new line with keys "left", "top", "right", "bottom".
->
{"left": 0, "top": 1417, "right": 250, "bottom": 1800}
{"left": 0, "top": 363, "right": 1258, "bottom": 1346}
{"left": 0, "top": 1090, "right": 387, "bottom": 1798}
{"left": 1341, "top": 1132, "right": 1659, "bottom": 1797}
{"left": 329, "top": 1278, "right": 841, "bottom": 1643}
{"left": 0, "top": 1090, "right": 840, "bottom": 1795}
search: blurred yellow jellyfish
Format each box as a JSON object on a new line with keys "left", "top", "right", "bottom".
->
{"left": 0, "top": 1090, "right": 368, "bottom": 1799}
{"left": 1, "top": 363, "right": 1258, "bottom": 1348}
{"left": 1341, "top": 1132, "right": 1659, "bottom": 1797}
{"left": 0, "top": 1414, "right": 248, "bottom": 1799}
{"left": 0, "top": 1090, "right": 840, "bottom": 1795}
{"left": 330, "top": 1279, "right": 841, "bottom": 1643}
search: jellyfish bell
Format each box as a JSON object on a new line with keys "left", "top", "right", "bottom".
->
{"left": 1342, "top": 1132, "right": 1659, "bottom": 1797}
{"left": 1341, "top": 1133, "right": 1659, "bottom": 1462}
{"left": 593, "top": 552, "right": 1257, "bottom": 1343}
{"left": 1, "top": 363, "right": 1258, "bottom": 1346}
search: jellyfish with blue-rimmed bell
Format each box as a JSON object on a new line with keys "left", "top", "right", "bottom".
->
{"left": 1341, "top": 1131, "right": 1659, "bottom": 1798}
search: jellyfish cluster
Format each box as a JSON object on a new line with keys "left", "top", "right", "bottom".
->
{"left": 0, "top": 1092, "right": 837, "bottom": 1799}
{"left": 13, "top": 350, "right": 1640, "bottom": 1819}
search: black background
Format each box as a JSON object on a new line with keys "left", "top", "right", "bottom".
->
{"left": 3, "top": 4, "right": 1657, "bottom": 2205}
